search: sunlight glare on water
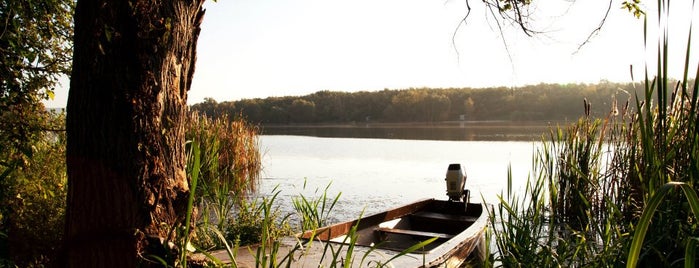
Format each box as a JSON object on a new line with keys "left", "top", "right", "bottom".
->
{"left": 257, "top": 135, "right": 538, "bottom": 223}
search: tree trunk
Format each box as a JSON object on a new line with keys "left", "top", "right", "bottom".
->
{"left": 65, "top": 0, "right": 204, "bottom": 266}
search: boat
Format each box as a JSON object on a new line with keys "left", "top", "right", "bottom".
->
{"left": 210, "top": 164, "right": 488, "bottom": 268}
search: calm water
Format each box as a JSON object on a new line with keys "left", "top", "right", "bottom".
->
{"left": 257, "top": 134, "right": 540, "bottom": 223}
{"left": 262, "top": 121, "right": 556, "bottom": 141}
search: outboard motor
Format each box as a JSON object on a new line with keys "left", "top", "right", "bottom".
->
{"left": 445, "top": 163, "right": 468, "bottom": 202}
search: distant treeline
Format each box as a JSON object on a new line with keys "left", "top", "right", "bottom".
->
{"left": 191, "top": 82, "right": 652, "bottom": 124}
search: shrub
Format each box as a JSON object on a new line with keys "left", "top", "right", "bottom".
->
{"left": 0, "top": 111, "right": 66, "bottom": 267}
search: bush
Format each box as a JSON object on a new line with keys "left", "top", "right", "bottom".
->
{"left": 0, "top": 111, "right": 66, "bottom": 267}
{"left": 225, "top": 194, "right": 291, "bottom": 247}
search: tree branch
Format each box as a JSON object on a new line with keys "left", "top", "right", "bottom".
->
{"left": 575, "top": 0, "right": 613, "bottom": 53}
{"left": 451, "top": 0, "right": 472, "bottom": 64}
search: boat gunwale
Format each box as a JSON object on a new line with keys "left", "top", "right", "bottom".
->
{"left": 298, "top": 198, "right": 435, "bottom": 241}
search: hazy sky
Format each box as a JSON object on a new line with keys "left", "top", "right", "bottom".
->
{"left": 45, "top": 0, "right": 698, "bottom": 108}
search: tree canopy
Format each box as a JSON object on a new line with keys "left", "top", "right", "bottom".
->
{"left": 0, "top": 0, "right": 73, "bottom": 104}
{"left": 192, "top": 82, "right": 649, "bottom": 124}
{"left": 0, "top": 0, "right": 73, "bottom": 153}
{"left": 1, "top": 0, "right": 73, "bottom": 265}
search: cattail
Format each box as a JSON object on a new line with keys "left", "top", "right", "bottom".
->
{"left": 584, "top": 98, "right": 591, "bottom": 117}
{"left": 611, "top": 95, "right": 619, "bottom": 116}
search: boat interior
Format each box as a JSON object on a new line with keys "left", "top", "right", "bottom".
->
{"left": 302, "top": 200, "right": 484, "bottom": 253}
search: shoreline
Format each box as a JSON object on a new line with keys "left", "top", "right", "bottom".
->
{"left": 258, "top": 121, "right": 562, "bottom": 142}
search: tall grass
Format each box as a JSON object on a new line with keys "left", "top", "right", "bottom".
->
{"left": 490, "top": 0, "right": 699, "bottom": 266}
{"left": 137, "top": 111, "right": 274, "bottom": 266}
{"left": 184, "top": 174, "right": 436, "bottom": 267}
{"left": 490, "top": 115, "right": 631, "bottom": 267}
{"left": 185, "top": 112, "right": 267, "bottom": 250}
{"left": 292, "top": 180, "right": 341, "bottom": 231}
{"left": 624, "top": 0, "right": 699, "bottom": 265}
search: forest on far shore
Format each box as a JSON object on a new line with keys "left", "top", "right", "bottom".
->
{"left": 191, "top": 81, "right": 663, "bottom": 124}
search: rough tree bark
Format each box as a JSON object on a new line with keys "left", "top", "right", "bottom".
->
{"left": 65, "top": 0, "right": 205, "bottom": 266}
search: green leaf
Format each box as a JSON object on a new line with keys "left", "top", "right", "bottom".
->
{"left": 627, "top": 182, "right": 699, "bottom": 267}
{"left": 46, "top": 89, "right": 55, "bottom": 100}
{"left": 685, "top": 237, "right": 699, "bottom": 268}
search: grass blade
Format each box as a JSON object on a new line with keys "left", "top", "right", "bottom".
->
{"left": 627, "top": 182, "right": 699, "bottom": 267}
{"left": 685, "top": 238, "right": 699, "bottom": 268}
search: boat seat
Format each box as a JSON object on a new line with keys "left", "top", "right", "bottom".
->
{"left": 410, "top": 211, "right": 478, "bottom": 223}
{"left": 375, "top": 227, "right": 454, "bottom": 239}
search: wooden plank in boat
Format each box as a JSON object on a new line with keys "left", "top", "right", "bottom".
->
{"left": 376, "top": 227, "right": 455, "bottom": 239}
{"left": 411, "top": 211, "right": 478, "bottom": 223}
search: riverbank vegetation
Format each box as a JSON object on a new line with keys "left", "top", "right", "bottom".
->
{"left": 2, "top": 0, "right": 698, "bottom": 267}
{"left": 0, "top": 0, "right": 73, "bottom": 264}
{"left": 192, "top": 82, "right": 649, "bottom": 124}
{"left": 0, "top": 110, "right": 67, "bottom": 266}
{"left": 0, "top": 111, "right": 273, "bottom": 266}
{"left": 490, "top": 1, "right": 699, "bottom": 266}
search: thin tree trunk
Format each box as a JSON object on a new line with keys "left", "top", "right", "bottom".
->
{"left": 65, "top": 1, "right": 204, "bottom": 266}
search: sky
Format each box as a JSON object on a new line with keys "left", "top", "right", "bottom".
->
{"left": 44, "top": 0, "right": 699, "bottom": 108}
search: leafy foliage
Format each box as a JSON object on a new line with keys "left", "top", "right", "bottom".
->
{"left": 0, "top": 111, "right": 66, "bottom": 267}
{"left": 192, "top": 82, "right": 649, "bottom": 124}
{"left": 0, "top": 2, "right": 73, "bottom": 263}
{"left": 1, "top": 0, "right": 73, "bottom": 156}
{"left": 622, "top": 0, "right": 645, "bottom": 19}
{"left": 0, "top": 0, "right": 73, "bottom": 100}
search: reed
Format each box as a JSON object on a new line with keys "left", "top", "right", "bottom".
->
{"left": 489, "top": 0, "right": 698, "bottom": 266}
{"left": 623, "top": 0, "right": 699, "bottom": 264}
{"left": 291, "top": 180, "right": 341, "bottom": 231}
{"left": 184, "top": 111, "right": 266, "bottom": 249}
{"left": 171, "top": 112, "right": 450, "bottom": 266}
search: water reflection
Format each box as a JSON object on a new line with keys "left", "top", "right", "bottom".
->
{"left": 261, "top": 121, "right": 560, "bottom": 141}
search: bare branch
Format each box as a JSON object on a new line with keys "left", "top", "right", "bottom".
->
{"left": 486, "top": 3, "right": 515, "bottom": 68}
{"left": 481, "top": 0, "right": 542, "bottom": 36}
{"left": 451, "top": 0, "right": 472, "bottom": 63}
{"left": 575, "top": 0, "right": 613, "bottom": 53}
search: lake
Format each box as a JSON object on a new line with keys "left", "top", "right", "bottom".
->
{"left": 261, "top": 121, "right": 557, "bottom": 141}
{"left": 256, "top": 123, "right": 549, "bottom": 224}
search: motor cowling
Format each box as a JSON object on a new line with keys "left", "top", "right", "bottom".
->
{"left": 445, "top": 163, "right": 467, "bottom": 202}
